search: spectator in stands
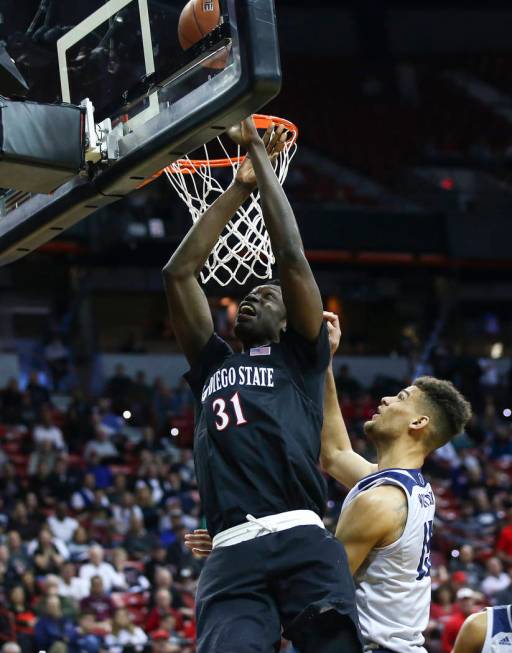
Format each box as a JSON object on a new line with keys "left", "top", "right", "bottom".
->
{"left": 84, "top": 428, "right": 119, "bottom": 464}
{"left": 35, "top": 574, "right": 78, "bottom": 621}
{"left": 135, "top": 483, "right": 160, "bottom": 531}
{"left": 67, "top": 526, "right": 91, "bottom": 562}
{"left": 335, "top": 364, "right": 361, "bottom": 399}
{"left": 124, "top": 516, "right": 158, "bottom": 560}
{"left": 67, "top": 611, "right": 103, "bottom": 653}
{"left": 129, "top": 370, "right": 152, "bottom": 426}
{"left": 7, "top": 585, "right": 36, "bottom": 652}
{"left": 104, "top": 607, "right": 148, "bottom": 652}
{"left": 57, "top": 562, "right": 89, "bottom": 602}
{"left": 33, "top": 406, "right": 65, "bottom": 450}
{"left": 79, "top": 576, "right": 114, "bottom": 630}
{"left": 481, "top": 556, "right": 511, "bottom": 597}
{"left": 146, "top": 589, "right": 181, "bottom": 635}
{"left": 26, "top": 371, "right": 50, "bottom": 416}
{"left": 34, "top": 594, "right": 74, "bottom": 653}
{"left": 29, "top": 526, "right": 67, "bottom": 576}
{"left": 496, "top": 506, "right": 512, "bottom": 566}
{"left": 144, "top": 544, "right": 169, "bottom": 585}
{"left": 5, "top": 530, "right": 30, "bottom": 584}
{"left": 44, "top": 335, "right": 71, "bottom": 391}
{"left": 112, "top": 491, "right": 144, "bottom": 537}
{"left": 105, "top": 364, "right": 133, "bottom": 413}
{"left": 48, "top": 502, "right": 79, "bottom": 544}
{"left": 1, "top": 378, "right": 23, "bottom": 424}
{"left": 28, "top": 439, "right": 58, "bottom": 477}
{"left": 153, "top": 568, "right": 183, "bottom": 611}
{"left": 111, "top": 547, "right": 149, "bottom": 592}
{"left": 441, "top": 588, "right": 477, "bottom": 653}
{"left": 449, "top": 544, "right": 484, "bottom": 589}
{"left": 79, "top": 545, "right": 124, "bottom": 593}
{"left": 70, "top": 473, "right": 97, "bottom": 513}
{"left": 489, "top": 423, "right": 512, "bottom": 460}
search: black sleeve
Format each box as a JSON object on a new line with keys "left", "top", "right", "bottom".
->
{"left": 280, "top": 321, "right": 330, "bottom": 373}
{"left": 184, "top": 333, "right": 233, "bottom": 399}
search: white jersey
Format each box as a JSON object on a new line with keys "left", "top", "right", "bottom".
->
{"left": 483, "top": 605, "right": 512, "bottom": 652}
{"left": 341, "top": 468, "right": 435, "bottom": 653}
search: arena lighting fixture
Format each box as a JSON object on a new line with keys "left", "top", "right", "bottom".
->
{"left": 123, "top": 410, "right": 132, "bottom": 419}
{"left": 451, "top": 549, "right": 460, "bottom": 558}
{"left": 170, "top": 427, "right": 179, "bottom": 437}
{"left": 503, "top": 409, "right": 512, "bottom": 418}
{"left": 490, "top": 342, "right": 503, "bottom": 359}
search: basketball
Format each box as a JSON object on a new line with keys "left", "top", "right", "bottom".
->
{"left": 178, "top": 0, "right": 221, "bottom": 50}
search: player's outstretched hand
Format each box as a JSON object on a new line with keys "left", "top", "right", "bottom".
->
{"left": 228, "top": 116, "right": 261, "bottom": 147}
{"left": 323, "top": 311, "right": 341, "bottom": 357}
{"left": 184, "top": 529, "right": 213, "bottom": 558}
{"left": 235, "top": 123, "right": 288, "bottom": 188}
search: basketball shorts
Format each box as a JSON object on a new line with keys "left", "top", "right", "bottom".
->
{"left": 195, "top": 524, "right": 362, "bottom": 653}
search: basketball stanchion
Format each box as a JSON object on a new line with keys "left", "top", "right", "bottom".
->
{"left": 140, "top": 115, "right": 298, "bottom": 286}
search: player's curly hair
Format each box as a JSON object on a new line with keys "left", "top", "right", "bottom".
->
{"left": 414, "top": 376, "right": 472, "bottom": 452}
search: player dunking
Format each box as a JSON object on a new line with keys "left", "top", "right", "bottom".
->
{"left": 453, "top": 604, "right": 512, "bottom": 653}
{"left": 162, "top": 117, "right": 362, "bottom": 653}
{"left": 187, "top": 313, "right": 472, "bottom": 653}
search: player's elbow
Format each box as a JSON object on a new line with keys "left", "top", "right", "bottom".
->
{"left": 162, "top": 259, "right": 193, "bottom": 282}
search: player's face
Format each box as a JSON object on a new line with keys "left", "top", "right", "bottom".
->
{"left": 234, "top": 284, "right": 286, "bottom": 346}
{"left": 364, "top": 386, "right": 423, "bottom": 441}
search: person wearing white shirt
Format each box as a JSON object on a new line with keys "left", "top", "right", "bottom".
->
{"left": 481, "top": 557, "right": 511, "bottom": 596}
{"left": 57, "top": 561, "right": 89, "bottom": 601}
{"left": 79, "top": 544, "right": 126, "bottom": 593}
{"left": 33, "top": 407, "right": 66, "bottom": 450}
{"left": 104, "top": 607, "right": 148, "bottom": 652}
{"left": 48, "top": 503, "right": 79, "bottom": 543}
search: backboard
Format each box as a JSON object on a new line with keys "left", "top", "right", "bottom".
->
{"left": 0, "top": 0, "right": 281, "bottom": 265}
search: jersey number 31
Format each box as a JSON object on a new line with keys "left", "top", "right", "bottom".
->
{"left": 212, "top": 393, "right": 247, "bottom": 431}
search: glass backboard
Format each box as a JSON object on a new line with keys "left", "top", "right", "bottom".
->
{"left": 0, "top": 0, "right": 281, "bottom": 264}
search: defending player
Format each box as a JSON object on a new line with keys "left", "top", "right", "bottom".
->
{"left": 186, "top": 313, "right": 472, "bottom": 653}
{"left": 319, "top": 313, "right": 472, "bottom": 653}
{"left": 452, "top": 605, "right": 512, "bottom": 653}
{"left": 162, "top": 117, "right": 361, "bottom": 653}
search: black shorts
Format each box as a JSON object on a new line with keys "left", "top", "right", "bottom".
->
{"left": 195, "top": 525, "right": 361, "bottom": 653}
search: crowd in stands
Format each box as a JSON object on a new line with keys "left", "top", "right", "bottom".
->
{"left": 0, "top": 351, "right": 511, "bottom": 652}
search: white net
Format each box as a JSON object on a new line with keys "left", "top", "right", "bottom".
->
{"left": 164, "top": 119, "right": 298, "bottom": 286}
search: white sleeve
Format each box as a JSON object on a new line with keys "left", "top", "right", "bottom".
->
{"left": 71, "top": 492, "right": 85, "bottom": 511}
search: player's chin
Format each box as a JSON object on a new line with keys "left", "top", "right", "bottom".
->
{"left": 234, "top": 320, "right": 254, "bottom": 340}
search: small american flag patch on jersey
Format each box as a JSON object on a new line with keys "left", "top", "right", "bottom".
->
{"left": 250, "top": 346, "right": 271, "bottom": 356}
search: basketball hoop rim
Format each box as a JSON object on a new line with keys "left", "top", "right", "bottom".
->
{"left": 166, "top": 114, "right": 298, "bottom": 174}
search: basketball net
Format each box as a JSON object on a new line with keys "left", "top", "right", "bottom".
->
{"left": 160, "top": 115, "right": 298, "bottom": 286}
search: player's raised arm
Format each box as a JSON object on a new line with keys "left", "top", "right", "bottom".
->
{"left": 229, "top": 117, "right": 323, "bottom": 341}
{"left": 320, "top": 312, "right": 378, "bottom": 488}
{"left": 163, "top": 126, "right": 284, "bottom": 365}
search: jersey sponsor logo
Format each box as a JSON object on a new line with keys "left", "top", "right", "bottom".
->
{"left": 497, "top": 634, "right": 512, "bottom": 645}
{"left": 250, "top": 346, "right": 271, "bottom": 356}
{"left": 201, "top": 365, "right": 275, "bottom": 401}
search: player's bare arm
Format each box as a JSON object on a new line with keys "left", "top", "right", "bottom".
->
{"left": 229, "top": 117, "right": 323, "bottom": 341}
{"left": 162, "top": 125, "right": 285, "bottom": 364}
{"left": 335, "top": 485, "right": 408, "bottom": 575}
{"left": 320, "top": 312, "right": 378, "bottom": 488}
{"left": 452, "top": 611, "right": 486, "bottom": 653}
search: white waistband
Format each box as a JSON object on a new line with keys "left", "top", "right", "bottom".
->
{"left": 212, "top": 509, "right": 325, "bottom": 549}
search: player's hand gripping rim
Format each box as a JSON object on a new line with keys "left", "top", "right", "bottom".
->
{"left": 323, "top": 310, "right": 341, "bottom": 358}
{"left": 184, "top": 529, "right": 213, "bottom": 558}
{"left": 233, "top": 119, "right": 288, "bottom": 190}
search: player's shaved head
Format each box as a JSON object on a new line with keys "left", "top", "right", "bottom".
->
{"left": 413, "top": 376, "right": 472, "bottom": 452}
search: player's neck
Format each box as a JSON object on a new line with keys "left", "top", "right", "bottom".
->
{"left": 375, "top": 438, "right": 424, "bottom": 471}
{"left": 241, "top": 335, "right": 280, "bottom": 351}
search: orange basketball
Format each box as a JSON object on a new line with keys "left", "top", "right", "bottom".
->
{"left": 178, "top": 0, "right": 221, "bottom": 50}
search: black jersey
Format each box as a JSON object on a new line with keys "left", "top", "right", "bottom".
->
{"left": 185, "top": 323, "right": 330, "bottom": 536}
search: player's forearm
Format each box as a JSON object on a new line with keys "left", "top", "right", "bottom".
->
{"left": 247, "top": 140, "right": 304, "bottom": 261}
{"left": 320, "top": 365, "right": 353, "bottom": 465}
{"left": 162, "top": 180, "right": 252, "bottom": 278}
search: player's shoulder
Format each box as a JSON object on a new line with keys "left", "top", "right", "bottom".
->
{"left": 349, "top": 485, "right": 408, "bottom": 534}
{"left": 456, "top": 611, "right": 487, "bottom": 648}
